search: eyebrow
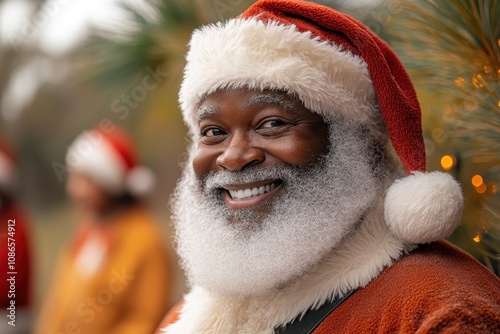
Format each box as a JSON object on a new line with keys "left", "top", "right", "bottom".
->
{"left": 245, "top": 93, "right": 300, "bottom": 111}
{"left": 196, "top": 92, "right": 301, "bottom": 121}
{"left": 196, "top": 105, "right": 220, "bottom": 121}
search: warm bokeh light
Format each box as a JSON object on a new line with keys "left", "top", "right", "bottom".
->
{"left": 475, "top": 182, "right": 487, "bottom": 194}
{"left": 472, "top": 74, "right": 485, "bottom": 88}
{"left": 473, "top": 233, "right": 482, "bottom": 243}
{"left": 440, "top": 154, "right": 455, "bottom": 170}
{"left": 471, "top": 174, "right": 484, "bottom": 187}
{"left": 491, "top": 183, "right": 497, "bottom": 194}
{"left": 454, "top": 77, "right": 466, "bottom": 88}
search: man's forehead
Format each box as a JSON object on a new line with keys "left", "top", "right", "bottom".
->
{"left": 196, "top": 89, "right": 302, "bottom": 121}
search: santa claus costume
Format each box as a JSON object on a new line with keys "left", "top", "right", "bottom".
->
{"left": 36, "top": 126, "right": 173, "bottom": 334}
{"left": 160, "top": 1, "right": 500, "bottom": 333}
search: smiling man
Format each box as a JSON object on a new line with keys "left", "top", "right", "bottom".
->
{"left": 159, "top": 1, "right": 500, "bottom": 333}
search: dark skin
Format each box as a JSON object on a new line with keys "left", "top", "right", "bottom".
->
{"left": 193, "top": 88, "right": 330, "bottom": 211}
{"left": 66, "top": 171, "right": 111, "bottom": 215}
{"left": 66, "top": 172, "right": 137, "bottom": 223}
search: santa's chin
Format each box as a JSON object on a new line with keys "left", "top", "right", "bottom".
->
{"left": 172, "top": 117, "right": 385, "bottom": 296}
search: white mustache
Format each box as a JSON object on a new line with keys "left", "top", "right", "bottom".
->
{"left": 202, "top": 165, "right": 300, "bottom": 193}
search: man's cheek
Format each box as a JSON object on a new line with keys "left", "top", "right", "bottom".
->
{"left": 192, "top": 152, "right": 213, "bottom": 180}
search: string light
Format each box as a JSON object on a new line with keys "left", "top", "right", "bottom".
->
{"left": 454, "top": 77, "right": 466, "bottom": 88}
{"left": 472, "top": 74, "right": 486, "bottom": 88}
{"left": 476, "top": 183, "right": 487, "bottom": 194}
{"left": 473, "top": 233, "right": 482, "bottom": 243}
{"left": 472, "top": 175, "right": 487, "bottom": 194}
{"left": 471, "top": 174, "right": 483, "bottom": 187}
{"left": 440, "top": 154, "right": 455, "bottom": 171}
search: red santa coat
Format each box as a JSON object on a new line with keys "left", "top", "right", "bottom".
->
{"left": 159, "top": 241, "right": 500, "bottom": 333}
{"left": 315, "top": 241, "right": 500, "bottom": 333}
{"left": 0, "top": 205, "right": 31, "bottom": 308}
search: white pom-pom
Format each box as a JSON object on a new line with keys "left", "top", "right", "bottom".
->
{"left": 126, "top": 167, "right": 155, "bottom": 197}
{"left": 384, "top": 171, "right": 464, "bottom": 244}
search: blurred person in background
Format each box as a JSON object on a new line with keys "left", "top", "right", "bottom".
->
{"left": 0, "top": 139, "right": 32, "bottom": 334}
{"left": 35, "top": 124, "right": 172, "bottom": 334}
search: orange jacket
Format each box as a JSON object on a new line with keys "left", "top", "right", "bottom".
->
{"left": 36, "top": 207, "right": 173, "bottom": 334}
{"left": 159, "top": 241, "right": 500, "bottom": 333}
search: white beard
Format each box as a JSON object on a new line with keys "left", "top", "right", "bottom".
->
{"left": 171, "top": 117, "right": 387, "bottom": 296}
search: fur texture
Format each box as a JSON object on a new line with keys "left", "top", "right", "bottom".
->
{"left": 66, "top": 131, "right": 127, "bottom": 195}
{"left": 179, "top": 18, "right": 384, "bottom": 141}
{"left": 384, "top": 171, "right": 464, "bottom": 243}
{"left": 178, "top": 14, "right": 464, "bottom": 245}
{"left": 165, "top": 2, "right": 467, "bottom": 331}
{"left": 172, "top": 115, "right": 389, "bottom": 296}
{"left": 165, "top": 112, "right": 414, "bottom": 332}
{"left": 164, "top": 193, "right": 414, "bottom": 334}
{"left": 66, "top": 131, "right": 154, "bottom": 196}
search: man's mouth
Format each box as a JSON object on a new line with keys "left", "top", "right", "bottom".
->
{"left": 221, "top": 180, "right": 282, "bottom": 209}
{"left": 228, "top": 182, "right": 279, "bottom": 199}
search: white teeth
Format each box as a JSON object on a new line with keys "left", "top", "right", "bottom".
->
{"left": 228, "top": 182, "right": 278, "bottom": 200}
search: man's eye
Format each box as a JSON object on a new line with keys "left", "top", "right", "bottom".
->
{"left": 260, "top": 119, "right": 287, "bottom": 129}
{"left": 202, "top": 127, "right": 225, "bottom": 137}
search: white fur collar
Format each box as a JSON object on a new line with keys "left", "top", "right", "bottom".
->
{"left": 163, "top": 197, "right": 414, "bottom": 334}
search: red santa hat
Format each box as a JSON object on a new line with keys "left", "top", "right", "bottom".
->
{"left": 65, "top": 125, "right": 154, "bottom": 197}
{"left": 0, "top": 139, "right": 18, "bottom": 196}
{"left": 179, "top": 0, "right": 463, "bottom": 244}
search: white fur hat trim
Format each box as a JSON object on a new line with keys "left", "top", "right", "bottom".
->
{"left": 66, "top": 131, "right": 154, "bottom": 196}
{"left": 179, "top": 18, "right": 380, "bottom": 139}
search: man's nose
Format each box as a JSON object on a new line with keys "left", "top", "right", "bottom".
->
{"left": 216, "top": 134, "right": 265, "bottom": 171}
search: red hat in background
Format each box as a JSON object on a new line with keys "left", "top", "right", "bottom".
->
{"left": 179, "top": 0, "right": 463, "bottom": 244}
{"left": 65, "top": 125, "right": 154, "bottom": 197}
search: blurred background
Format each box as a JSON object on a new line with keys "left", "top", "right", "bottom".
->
{"left": 0, "top": 0, "right": 499, "bottom": 323}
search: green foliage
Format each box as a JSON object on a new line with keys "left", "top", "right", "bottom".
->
{"left": 390, "top": 0, "right": 500, "bottom": 274}
{"left": 89, "top": 0, "right": 255, "bottom": 93}
{"left": 89, "top": 0, "right": 202, "bottom": 92}
{"left": 389, "top": 0, "right": 500, "bottom": 122}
